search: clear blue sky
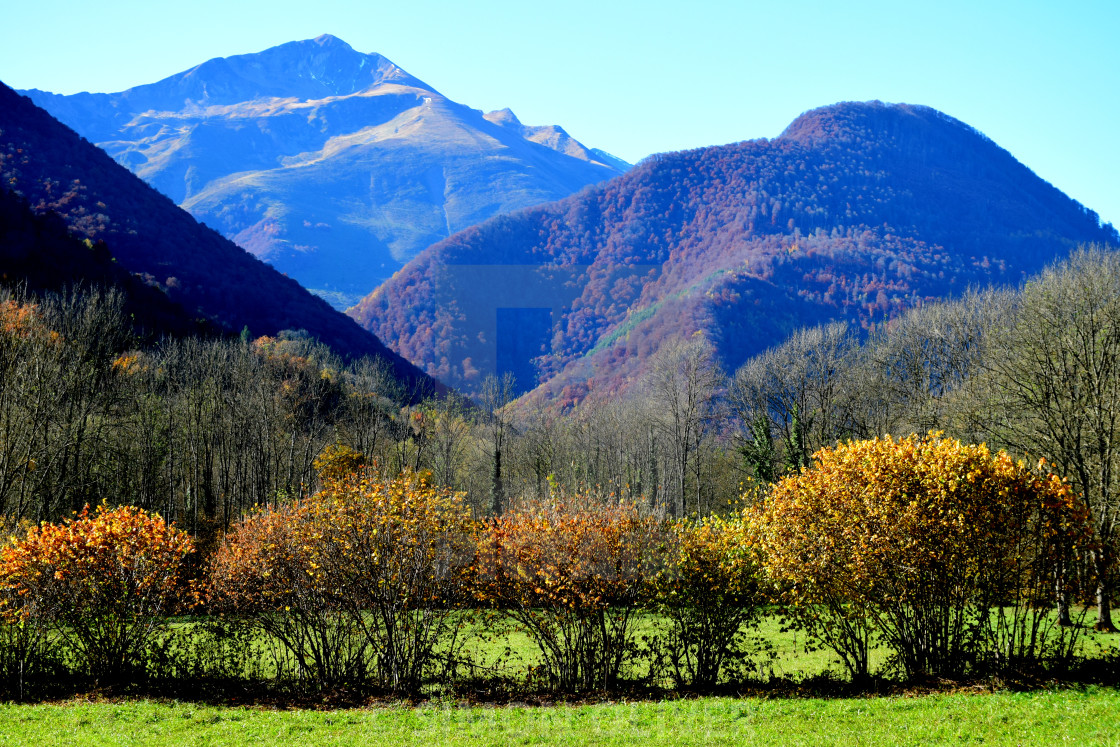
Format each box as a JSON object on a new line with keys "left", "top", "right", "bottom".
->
{"left": 2, "top": 0, "right": 1117, "bottom": 227}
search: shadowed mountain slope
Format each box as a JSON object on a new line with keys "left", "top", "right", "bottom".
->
{"left": 0, "top": 186, "right": 220, "bottom": 341}
{"left": 350, "top": 101, "right": 1117, "bottom": 406}
{"left": 0, "top": 81, "right": 439, "bottom": 393}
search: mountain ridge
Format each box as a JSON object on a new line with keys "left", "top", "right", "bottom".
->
{"left": 23, "top": 35, "right": 428, "bottom": 130}
{"left": 350, "top": 101, "right": 1117, "bottom": 406}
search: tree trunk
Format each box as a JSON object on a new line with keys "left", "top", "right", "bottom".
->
{"left": 1057, "top": 586, "right": 1073, "bottom": 627}
{"left": 1095, "top": 549, "right": 1117, "bottom": 632}
{"left": 1057, "top": 557, "right": 1074, "bottom": 627}
{"left": 1097, "top": 585, "right": 1115, "bottom": 632}
{"left": 489, "top": 447, "right": 504, "bottom": 517}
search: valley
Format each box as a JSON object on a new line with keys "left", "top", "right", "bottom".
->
{"left": 1, "top": 27, "right": 1119, "bottom": 739}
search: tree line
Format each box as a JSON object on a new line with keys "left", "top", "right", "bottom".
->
{"left": 1, "top": 245, "right": 1118, "bottom": 636}
{"left": 0, "top": 282, "right": 732, "bottom": 532}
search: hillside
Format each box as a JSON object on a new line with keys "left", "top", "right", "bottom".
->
{"left": 0, "top": 81, "right": 438, "bottom": 392}
{"left": 350, "top": 101, "right": 1118, "bottom": 405}
{"left": 23, "top": 35, "right": 627, "bottom": 307}
{"left": 0, "top": 187, "right": 219, "bottom": 340}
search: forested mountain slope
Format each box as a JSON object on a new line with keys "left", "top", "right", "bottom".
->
{"left": 351, "top": 101, "right": 1118, "bottom": 405}
{"left": 23, "top": 35, "right": 626, "bottom": 306}
{"left": 0, "top": 81, "right": 438, "bottom": 392}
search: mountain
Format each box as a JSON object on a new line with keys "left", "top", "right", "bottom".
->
{"left": 349, "top": 101, "right": 1119, "bottom": 406}
{"left": 0, "top": 81, "right": 439, "bottom": 392}
{"left": 23, "top": 35, "right": 628, "bottom": 307}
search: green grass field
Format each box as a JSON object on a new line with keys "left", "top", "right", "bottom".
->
{"left": 2, "top": 610, "right": 1117, "bottom": 745}
{"left": 1, "top": 688, "right": 1118, "bottom": 745}
{"left": 453, "top": 609, "right": 1120, "bottom": 687}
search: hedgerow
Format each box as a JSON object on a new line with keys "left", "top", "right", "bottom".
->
{"left": 0, "top": 437, "right": 1109, "bottom": 698}
{"left": 208, "top": 469, "right": 473, "bottom": 694}
{"left": 0, "top": 504, "right": 194, "bottom": 682}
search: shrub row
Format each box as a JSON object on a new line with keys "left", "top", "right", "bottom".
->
{"left": 0, "top": 434, "right": 1101, "bottom": 697}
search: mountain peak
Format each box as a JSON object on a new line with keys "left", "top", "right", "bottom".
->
{"left": 484, "top": 107, "right": 522, "bottom": 127}
{"left": 91, "top": 36, "right": 434, "bottom": 111}
{"left": 21, "top": 39, "right": 628, "bottom": 301}
{"left": 482, "top": 108, "right": 629, "bottom": 170}
{"left": 312, "top": 33, "right": 350, "bottom": 48}
{"left": 778, "top": 101, "right": 984, "bottom": 149}
{"left": 0, "top": 80, "right": 440, "bottom": 390}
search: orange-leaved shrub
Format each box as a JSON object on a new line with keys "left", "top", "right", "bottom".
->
{"left": 206, "top": 500, "right": 361, "bottom": 687}
{"left": 0, "top": 504, "right": 194, "bottom": 680}
{"left": 473, "top": 494, "right": 668, "bottom": 691}
{"left": 208, "top": 469, "right": 473, "bottom": 693}
{"left": 752, "top": 433, "right": 1091, "bottom": 680}
{"left": 657, "top": 515, "right": 768, "bottom": 687}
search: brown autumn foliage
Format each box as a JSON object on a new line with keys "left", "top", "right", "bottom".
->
{"left": 0, "top": 504, "right": 194, "bottom": 680}
{"left": 472, "top": 494, "right": 668, "bottom": 691}
{"left": 207, "top": 469, "right": 473, "bottom": 693}
{"left": 355, "top": 102, "right": 1117, "bottom": 402}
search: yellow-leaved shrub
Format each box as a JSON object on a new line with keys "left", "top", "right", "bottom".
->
{"left": 0, "top": 504, "right": 194, "bottom": 680}
{"left": 208, "top": 469, "right": 472, "bottom": 693}
{"left": 752, "top": 433, "right": 1090, "bottom": 679}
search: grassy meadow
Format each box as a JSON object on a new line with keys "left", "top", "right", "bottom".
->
{"left": 2, "top": 611, "right": 1118, "bottom": 746}
{"left": 2, "top": 688, "right": 1119, "bottom": 746}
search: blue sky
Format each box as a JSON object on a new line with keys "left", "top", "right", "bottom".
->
{"left": 2, "top": 0, "right": 1117, "bottom": 227}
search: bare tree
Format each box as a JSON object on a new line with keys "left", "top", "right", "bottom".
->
{"left": 340, "top": 355, "right": 402, "bottom": 466}
{"left": 730, "top": 322, "right": 857, "bottom": 479}
{"left": 978, "top": 246, "right": 1120, "bottom": 631}
{"left": 857, "top": 291, "right": 1007, "bottom": 440}
{"left": 507, "top": 401, "right": 559, "bottom": 502}
{"left": 642, "top": 335, "right": 724, "bottom": 518}
{"left": 425, "top": 391, "right": 471, "bottom": 490}
{"left": 478, "top": 372, "right": 517, "bottom": 516}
